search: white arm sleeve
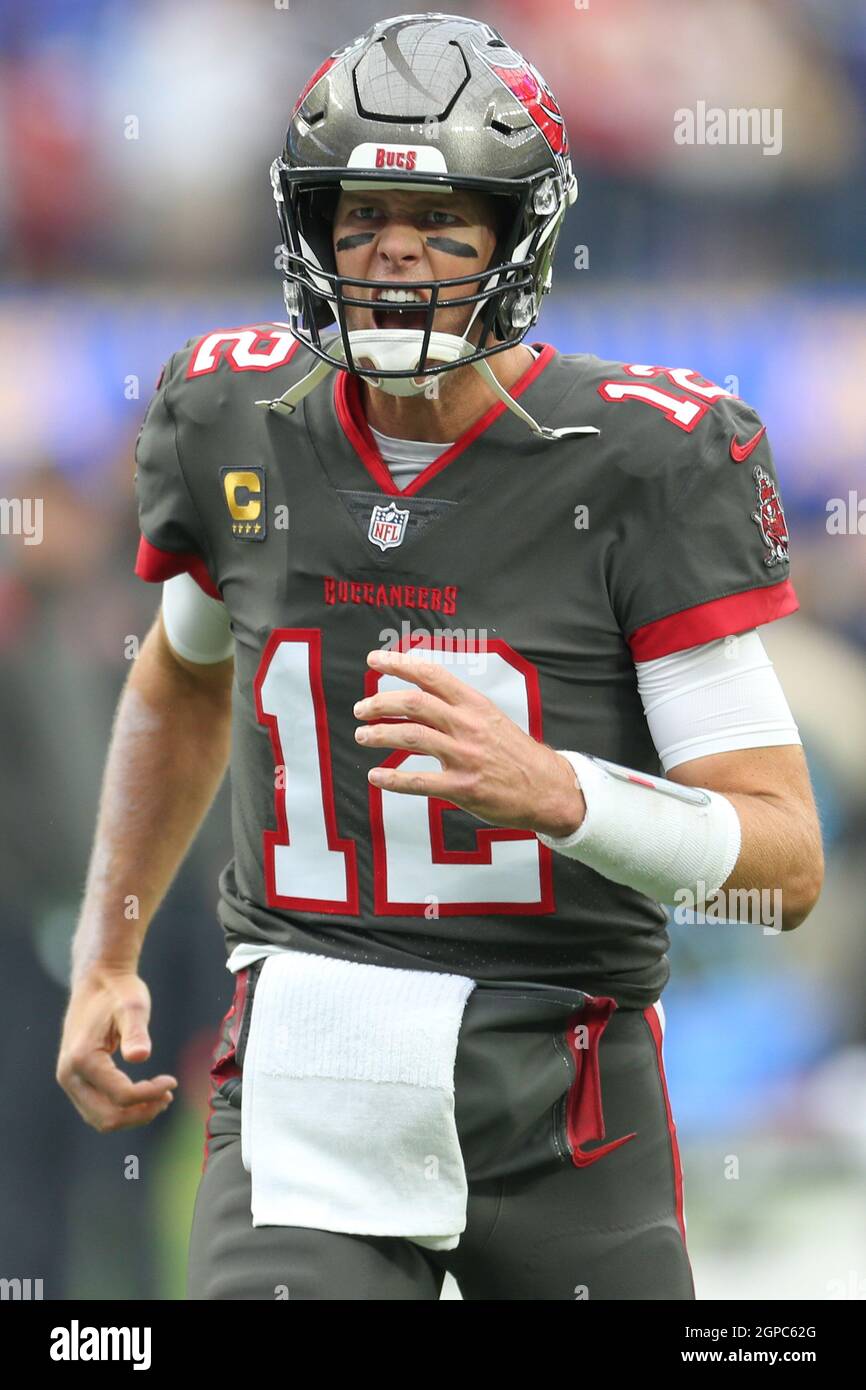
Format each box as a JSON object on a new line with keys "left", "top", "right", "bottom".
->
{"left": 635, "top": 629, "right": 802, "bottom": 773}
{"left": 161, "top": 573, "right": 233, "bottom": 664}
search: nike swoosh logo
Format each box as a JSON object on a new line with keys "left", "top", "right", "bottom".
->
{"left": 730, "top": 425, "right": 766, "bottom": 462}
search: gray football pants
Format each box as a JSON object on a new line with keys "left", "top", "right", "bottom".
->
{"left": 187, "top": 963, "right": 695, "bottom": 1301}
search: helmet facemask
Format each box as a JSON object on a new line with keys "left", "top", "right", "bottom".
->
{"left": 271, "top": 161, "right": 568, "bottom": 397}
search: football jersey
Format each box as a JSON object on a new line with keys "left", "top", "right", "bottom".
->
{"left": 133, "top": 325, "right": 798, "bottom": 1008}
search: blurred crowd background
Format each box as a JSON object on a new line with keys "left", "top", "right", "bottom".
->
{"left": 1, "top": 0, "right": 865, "bottom": 1301}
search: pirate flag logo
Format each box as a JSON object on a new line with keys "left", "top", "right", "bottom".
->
{"left": 751, "top": 463, "right": 789, "bottom": 567}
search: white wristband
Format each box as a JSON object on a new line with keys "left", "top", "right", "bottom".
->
{"left": 537, "top": 750, "right": 742, "bottom": 904}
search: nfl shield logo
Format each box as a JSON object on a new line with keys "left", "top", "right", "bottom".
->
{"left": 368, "top": 501, "right": 409, "bottom": 552}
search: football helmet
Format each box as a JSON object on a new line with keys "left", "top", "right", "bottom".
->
{"left": 257, "top": 12, "right": 599, "bottom": 441}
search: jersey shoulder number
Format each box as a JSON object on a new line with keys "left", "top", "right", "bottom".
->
{"left": 183, "top": 322, "right": 304, "bottom": 380}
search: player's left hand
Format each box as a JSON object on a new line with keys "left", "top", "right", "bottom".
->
{"left": 354, "top": 648, "right": 586, "bottom": 838}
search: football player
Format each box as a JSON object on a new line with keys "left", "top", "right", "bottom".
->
{"left": 57, "top": 14, "right": 824, "bottom": 1300}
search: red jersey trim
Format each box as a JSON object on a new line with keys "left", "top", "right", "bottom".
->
{"left": 134, "top": 533, "right": 222, "bottom": 602}
{"left": 333, "top": 342, "right": 556, "bottom": 497}
{"left": 627, "top": 578, "right": 799, "bottom": 662}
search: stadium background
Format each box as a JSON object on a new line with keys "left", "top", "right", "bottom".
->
{"left": 1, "top": 0, "right": 864, "bottom": 1300}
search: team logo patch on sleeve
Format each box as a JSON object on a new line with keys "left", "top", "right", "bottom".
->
{"left": 368, "top": 501, "right": 409, "bottom": 552}
{"left": 222, "top": 466, "right": 267, "bottom": 541}
{"left": 751, "top": 463, "right": 789, "bottom": 566}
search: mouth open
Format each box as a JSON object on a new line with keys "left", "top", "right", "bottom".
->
{"left": 372, "top": 306, "right": 429, "bottom": 332}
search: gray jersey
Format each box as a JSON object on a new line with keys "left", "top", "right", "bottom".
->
{"left": 133, "top": 326, "right": 797, "bottom": 1007}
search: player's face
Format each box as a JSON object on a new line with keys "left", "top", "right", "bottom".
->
{"left": 332, "top": 188, "right": 500, "bottom": 348}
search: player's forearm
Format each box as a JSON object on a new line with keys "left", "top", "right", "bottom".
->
{"left": 718, "top": 792, "right": 824, "bottom": 931}
{"left": 536, "top": 748, "right": 823, "bottom": 933}
{"left": 71, "top": 624, "right": 232, "bottom": 984}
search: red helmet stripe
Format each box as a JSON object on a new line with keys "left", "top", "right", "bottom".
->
{"left": 292, "top": 55, "right": 337, "bottom": 119}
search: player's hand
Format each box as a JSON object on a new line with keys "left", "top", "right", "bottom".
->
{"left": 56, "top": 966, "right": 177, "bottom": 1132}
{"left": 354, "top": 648, "right": 586, "bottom": 837}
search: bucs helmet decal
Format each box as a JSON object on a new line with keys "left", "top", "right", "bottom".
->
{"left": 473, "top": 43, "right": 569, "bottom": 157}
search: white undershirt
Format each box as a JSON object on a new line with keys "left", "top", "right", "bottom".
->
{"left": 367, "top": 425, "right": 453, "bottom": 487}
{"left": 159, "top": 338, "right": 801, "bottom": 770}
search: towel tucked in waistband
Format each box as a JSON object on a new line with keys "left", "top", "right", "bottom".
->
{"left": 233, "top": 946, "right": 476, "bottom": 1251}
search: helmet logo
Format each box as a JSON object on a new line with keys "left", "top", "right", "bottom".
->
{"left": 477, "top": 45, "right": 568, "bottom": 156}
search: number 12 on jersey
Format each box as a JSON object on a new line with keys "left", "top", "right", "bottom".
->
{"left": 254, "top": 630, "right": 555, "bottom": 918}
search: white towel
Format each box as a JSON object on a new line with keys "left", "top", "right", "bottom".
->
{"left": 236, "top": 949, "right": 476, "bottom": 1251}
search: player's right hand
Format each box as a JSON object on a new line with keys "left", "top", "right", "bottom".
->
{"left": 56, "top": 966, "right": 178, "bottom": 1132}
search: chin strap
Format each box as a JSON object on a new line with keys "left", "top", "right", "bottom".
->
{"left": 468, "top": 354, "right": 599, "bottom": 442}
{"left": 255, "top": 354, "right": 334, "bottom": 418}
{"left": 256, "top": 339, "right": 601, "bottom": 443}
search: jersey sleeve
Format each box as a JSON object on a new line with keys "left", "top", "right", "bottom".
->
{"left": 611, "top": 397, "right": 798, "bottom": 661}
{"left": 133, "top": 352, "right": 221, "bottom": 600}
